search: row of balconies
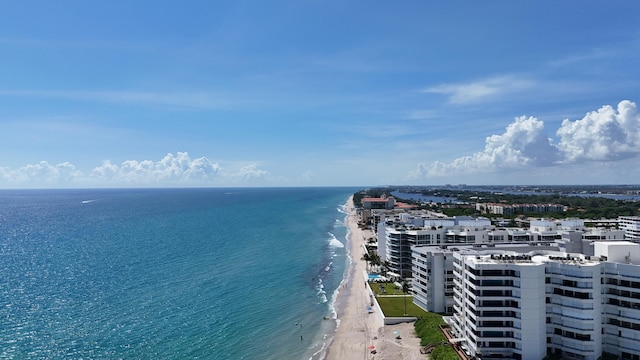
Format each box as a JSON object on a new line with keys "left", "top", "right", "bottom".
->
{"left": 607, "top": 314, "right": 640, "bottom": 330}
{"left": 605, "top": 297, "right": 640, "bottom": 309}
{"left": 548, "top": 277, "right": 594, "bottom": 289}
{"left": 607, "top": 288, "right": 640, "bottom": 299}
{"left": 547, "top": 316, "right": 595, "bottom": 332}
{"left": 477, "top": 330, "right": 515, "bottom": 338}
{"left": 551, "top": 287, "right": 592, "bottom": 300}
{"left": 477, "top": 279, "right": 515, "bottom": 287}
{"left": 606, "top": 278, "right": 640, "bottom": 289}
{"left": 478, "top": 289, "right": 513, "bottom": 297}
{"left": 479, "top": 320, "right": 514, "bottom": 328}
{"left": 547, "top": 338, "right": 596, "bottom": 354}
{"left": 547, "top": 298, "right": 594, "bottom": 310}
{"left": 480, "top": 310, "right": 518, "bottom": 318}
{"left": 477, "top": 299, "right": 520, "bottom": 308}
{"left": 544, "top": 268, "right": 595, "bottom": 279}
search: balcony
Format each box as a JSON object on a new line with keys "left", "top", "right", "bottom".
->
{"left": 478, "top": 320, "right": 514, "bottom": 328}
{"left": 479, "top": 290, "right": 513, "bottom": 297}
{"left": 476, "top": 279, "right": 514, "bottom": 287}
{"left": 479, "top": 310, "right": 517, "bottom": 318}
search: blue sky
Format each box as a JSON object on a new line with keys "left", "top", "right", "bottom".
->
{"left": 1, "top": 1, "right": 639, "bottom": 188}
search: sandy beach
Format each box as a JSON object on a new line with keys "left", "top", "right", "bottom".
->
{"left": 324, "top": 196, "right": 424, "bottom": 360}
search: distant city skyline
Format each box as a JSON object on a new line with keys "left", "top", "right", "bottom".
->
{"left": 1, "top": 1, "right": 639, "bottom": 188}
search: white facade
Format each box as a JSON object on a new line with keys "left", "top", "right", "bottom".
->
{"left": 381, "top": 214, "right": 624, "bottom": 280}
{"left": 441, "top": 242, "right": 640, "bottom": 360}
{"left": 452, "top": 252, "right": 548, "bottom": 360}
{"left": 601, "top": 261, "right": 640, "bottom": 359}
{"left": 412, "top": 247, "right": 454, "bottom": 313}
{"left": 619, "top": 216, "right": 640, "bottom": 241}
{"left": 544, "top": 255, "right": 603, "bottom": 359}
{"left": 385, "top": 226, "right": 442, "bottom": 278}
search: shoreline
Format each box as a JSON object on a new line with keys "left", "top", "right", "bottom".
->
{"left": 323, "top": 196, "right": 424, "bottom": 360}
{"left": 324, "top": 195, "right": 383, "bottom": 360}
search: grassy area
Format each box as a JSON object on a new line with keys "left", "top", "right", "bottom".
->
{"left": 375, "top": 296, "right": 430, "bottom": 317}
{"left": 414, "top": 313, "right": 446, "bottom": 344}
{"left": 369, "top": 282, "right": 405, "bottom": 295}
{"left": 414, "top": 314, "right": 458, "bottom": 360}
{"left": 371, "top": 284, "right": 456, "bottom": 359}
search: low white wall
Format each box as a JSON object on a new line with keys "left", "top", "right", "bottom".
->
{"left": 384, "top": 317, "right": 418, "bottom": 325}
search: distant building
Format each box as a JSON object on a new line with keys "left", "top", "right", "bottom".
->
{"left": 619, "top": 216, "right": 640, "bottom": 241}
{"left": 379, "top": 212, "right": 623, "bottom": 280}
{"left": 360, "top": 196, "right": 417, "bottom": 228}
{"left": 361, "top": 194, "right": 396, "bottom": 210}
{"left": 476, "top": 202, "right": 565, "bottom": 215}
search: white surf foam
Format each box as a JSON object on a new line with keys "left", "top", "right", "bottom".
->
{"left": 327, "top": 232, "right": 344, "bottom": 248}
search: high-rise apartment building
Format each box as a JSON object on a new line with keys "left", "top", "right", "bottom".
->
{"left": 619, "top": 216, "right": 640, "bottom": 241}
{"left": 427, "top": 242, "right": 640, "bottom": 360}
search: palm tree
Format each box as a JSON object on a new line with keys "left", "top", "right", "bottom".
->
{"left": 401, "top": 280, "right": 410, "bottom": 316}
{"left": 369, "top": 253, "right": 381, "bottom": 272}
{"left": 361, "top": 253, "right": 372, "bottom": 271}
{"left": 381, "top": 260, "right": 391, "bottom": 277}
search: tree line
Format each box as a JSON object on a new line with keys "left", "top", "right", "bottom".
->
{"left": 355, "top": 187, "right": 639, "bottom": 219}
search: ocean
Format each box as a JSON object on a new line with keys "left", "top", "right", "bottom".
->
{"left": 0, "top": 187, "right": 358, "bottom": 359}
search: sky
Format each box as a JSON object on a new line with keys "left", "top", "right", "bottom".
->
{"left": 1, "top": 1, "right": 639, "bottom": 188}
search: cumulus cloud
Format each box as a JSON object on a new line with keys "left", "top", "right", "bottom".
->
{"left": 411, "top": 115, "right": 559, "bottom": 178}
{"left": 0, "top": 152, "right": 287, "bottom": 188}
{"left": 0, "top": 152, "right": 226, "bottom": 188}
{"left": 301, "top": 170, "right": 314, "bottom": 181}
{"left": 0, "top": 161, "right": 83, "bottom": 186}
{"left": 90, "top": 152, "right": 221, "bottom": 185}
{"left": 423, "top": 75, "right": 535, "bottom": 104}
{"left": 557, "top": 100, "right": 640, "bottom": 162}
{"left": 411, "top": 100, "right": 640, "bottom": 180}
{"left": 235, "top": 164, "right": 269, "bottom": 180}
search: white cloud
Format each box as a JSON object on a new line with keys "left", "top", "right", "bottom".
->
{"left": 423, "top": 75, "right": 535, "bottom": 104}
{"left": 0, "top": 152, "right": 222, "bottom": 187}
{"left": 235, "top": 164, "right": 269, "bottom": 181}
{"left": 0, "top": 161, "right": 83, "bottom": 186}
{"left": 411, "top": 115, "right": 559, "bottom": 179}
{"left": 0, "top": 152, "right": 292, "bottom": 188}
{"left": 90, "top": 152, "right": 221, "bottom": 185}
{"left": 546, "top": 48, "right": 613, "bottom": 68}
{"left": 411, "top": 100, "right": 640, "bottom": 182}
{"left": 301, "top": 170, "right": 314, "bottom": 182}
{"left": 557, "top": 100, "right": 640, "bottom": 162}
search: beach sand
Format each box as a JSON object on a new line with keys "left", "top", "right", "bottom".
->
{"left": 324, "top": 196, "right": 425, "bottom": 360}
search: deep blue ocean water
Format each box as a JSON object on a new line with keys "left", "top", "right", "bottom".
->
{"left": 0, "top": 187, "right": 357, "bottom": 359}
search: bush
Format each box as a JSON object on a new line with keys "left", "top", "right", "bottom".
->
{"left": 414, "top": 314, "right": 446, "bottom": 345}
{"left": 414, "top": 314, "right": 457, "bottom": 360}
{"left": 430, "top": 345, "right": 458, "bottom": 360}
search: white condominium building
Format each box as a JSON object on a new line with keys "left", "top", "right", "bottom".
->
{"left": 443, "top": 242, "right": 640, "bottom": 360}
{"left": 383, "top": 214, "right": 622, "bottom": 279}
{"left": 619, "top": 216, "right": 640, "bottom": 241}
{"left": 412, "top": 247, "right": 455, "bottom": 314}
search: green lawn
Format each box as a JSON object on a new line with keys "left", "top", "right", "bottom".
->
{"left": 369, "top": 282, "right": 405, "bottom": 295}
{"left": 373, "top": 288, "right": 457, "bottom": 360}
{"left": 375, "top": 296, "right": 430, "bottom": 317}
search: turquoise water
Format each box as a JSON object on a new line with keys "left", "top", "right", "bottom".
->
{"left": 0, "top": 187, "right": 357, "bottom": 359}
